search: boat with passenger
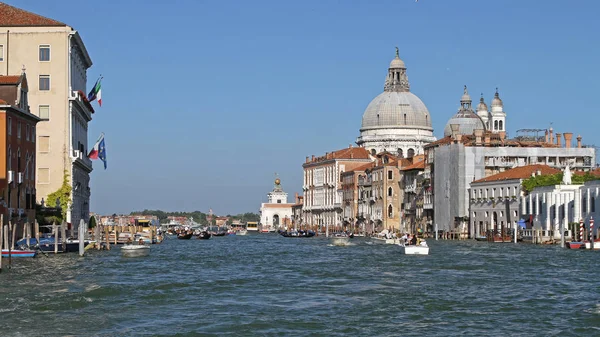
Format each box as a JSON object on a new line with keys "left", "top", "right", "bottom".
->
{"left": 279, "top": 229, "right": 315, "bottom": 238}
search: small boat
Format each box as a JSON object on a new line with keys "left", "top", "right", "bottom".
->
{"left": 177, "top": 233, "right": 193, "bottom": 240}
{"left": 330, "top": 236, "right": 351, "bottom": 246}
{"left": 584, "top": 239, "right": 600, "bottom": 250}
{"left": 280, "top": 230, "right": 315, "bottom": 238}
{"left": 399, "top": 241, "right": 430, "bottom": 255}
{"left": 237, "top": 229, "right": 248, "bottom": 236}
{"left": 566, "top": 241, "right": 585, "bottom": 249}
{"left": 121, "top": 244, "right": 150, "bottom": 257}
{"left": 197, "top": 231, "right": 211, "bottom": 240}
{"left": 2, "top": 249, "right": 37, "bottom": 258}
{"left": 475, "top": 236, "right": 487, "bottom": 242}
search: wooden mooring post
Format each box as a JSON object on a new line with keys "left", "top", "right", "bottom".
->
{"left": 53, "top": 222, "right": 58, "bottom": 254}
{"left": 0, "top": 214, "right": 3, "bottom": 272}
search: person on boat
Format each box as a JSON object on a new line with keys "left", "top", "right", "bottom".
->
{"left": 401, "top": 233, "right": 408, "bottom": 244}
{"left": 410, "top": 234, "right": 417, "bottom": 246}
{"left": 138, "top": 238, "right": 145, "bottom": 245}
{"left": 126, "top": 237, "right": 133, "bottom": 244}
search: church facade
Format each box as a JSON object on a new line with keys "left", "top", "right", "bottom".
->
{"left": 259, "top": 178, "right": 293, "bottom": 231}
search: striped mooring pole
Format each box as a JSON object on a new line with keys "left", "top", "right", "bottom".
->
{"left": 579, "top": 218, "right": 584, "bottom": 242}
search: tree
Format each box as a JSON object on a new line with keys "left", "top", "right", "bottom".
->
{"left": 45, "top": 171, "right": 71, "bottom": 222}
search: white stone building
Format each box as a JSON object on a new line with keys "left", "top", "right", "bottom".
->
{"left": 259, "top": 178, "right": 293, "bottom": 230}
{"left": 356, "top": 48, "right": 436, "bottom": 157}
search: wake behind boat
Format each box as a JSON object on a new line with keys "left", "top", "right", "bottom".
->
{"left": 121, "top": 244, "right": 150, "bottom": 257}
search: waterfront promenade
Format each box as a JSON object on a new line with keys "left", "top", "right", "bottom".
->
{"left": 0, "top": 234, "right": 599, "bottom": 336}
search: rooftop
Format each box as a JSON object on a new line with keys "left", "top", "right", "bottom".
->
{"left": 472, "top": 164, "right": 561, "bottom": 183}
{"left": 0, "top": 2, "right": 66, "bottom": 27}
{"left": 305, "top": 146, "right": 371, "bottom": 164}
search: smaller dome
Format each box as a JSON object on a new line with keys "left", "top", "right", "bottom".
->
{"left": 477, "top": 96, "right": 488, "bottom": 112}
{"left": 389, "top": 56, "right": 405, "bottom": 69}
{"left": 491, "top": 88, "right": 503, "bottom": 107}
{"left": 444, "top": 112, "right": 486, "bottom": 137}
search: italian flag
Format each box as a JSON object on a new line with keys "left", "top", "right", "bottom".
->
{"left": 88, "top": 77, "right": 102, "bottom": 107}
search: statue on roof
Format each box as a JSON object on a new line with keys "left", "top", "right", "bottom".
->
{"left": 562, "top": 164, "right": 572, "bottom": 185}
{"left": 395, "top": 46, "right": 399, "bottom": 57}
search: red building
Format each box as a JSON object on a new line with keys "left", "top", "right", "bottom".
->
{"left": 0, "top": 73, "right": 41, "bottom": 225}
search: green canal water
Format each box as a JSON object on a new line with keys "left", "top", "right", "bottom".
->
{"left": 0, "top": 234, "right": 599, "bottom": 336}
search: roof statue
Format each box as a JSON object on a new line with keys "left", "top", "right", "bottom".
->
{"left": 395, "top": 46, "right": 399, "bottom": 57}
{"left": 562, "top": 164, "right": 572, "bottom": 185}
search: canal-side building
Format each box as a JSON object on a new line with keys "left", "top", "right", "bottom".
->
{"left": 0, "top": 2, "right": 95, "bottom": 228}
{"left": 401, "top": 155, "right": 426, "bottom": 234}
{"left": 302, "top": 146, "right": 372, "bottom": 231}
{"left": 428, "top": 86, "right": 596, "bottom": 233}
{"left": 0, "top": 72, "right": 41, "bottom": 225}
{"left": 341, "top": 161, "right": 374, "bottom": 230}
{"left": 369, "top": 152, "right": 403, "bottom": 232}
{"left": 291, "top": 192, "right": 304, "bottom": 229}
{"left": 260, "top": 178, "right": 293, "bottom": 230}
{"left": 469, "top": 164, "right": 560, "bottom": 238}
{"left": 356, "top": 49, "right": 436, "bottom": 157}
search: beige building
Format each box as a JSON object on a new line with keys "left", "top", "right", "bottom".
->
{"left": 302, "top": 146, "right": 372, "bottom": 232}
{"left": 0, "top": 3, "right": 95, "bottom": 228}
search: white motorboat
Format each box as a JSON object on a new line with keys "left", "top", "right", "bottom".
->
{"left": 399, "top": 241, "right": 429, "bottom": 255}
{"left": 121, "top": 244, "right": 150, "bottom": 257}
{"left": 371, "top": 236, "right": 398, "bottom": 245}
{"left": 330, "top": 236, "right": 351, "bottom": 246}
{"left": 237, "top": 229, "right": 248, "bottom": 236}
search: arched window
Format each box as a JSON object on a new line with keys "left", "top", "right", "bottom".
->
{"left": 398, "top": 148, "right": 404, "bottom": 158}
{"left": 388, "top": 187, "right": 393, "bottom": 196}
{"left": 407, "top": 148, "right": 415, "bottom": 158}
{"left": 388, "top": 205, "right": 393, "bottom": 217}
{"left": 499, "top": 120, "right": 503, "bottom": 130}
{"left": 404, "top": 114, "right": 407, "bottom": 124}
{"left": 494, "top": 120, "right": 498, "bottom": 130}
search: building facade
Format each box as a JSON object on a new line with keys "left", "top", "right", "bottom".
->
{"left": 401, "top": 155, "right": 426, "bottom": 234}
{"left": 302, "top": 146, "right": 372, "bottom": 231}
{"left": 0, "top": 73, "right": 40, "bottom": 225}
{"left": 356, "top": 49, "right": 436, "bottom": 157}
{"left": 260, "top": 178, "right": 293, "bottom": 230}
{"left": 0, "top": 3, "right": 95, "bottom": 228}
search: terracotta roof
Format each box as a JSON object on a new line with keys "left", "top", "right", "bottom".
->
{"left": 0, "top": 75, "right": 21, "bottom": 85}
{"left": 425, "top": 136, "right": 454, "bottom": 148}
{"left": 401, "top": 159, "right": 426, "bottom": 171}
{"left": 351, "top": 162, "right": 376, "bottom": 172}
{"left": 472, "top": 165, "right": 561, "bottom": 184}
{"left": 0, "top": 2, "right": 66, "bottom": 27}
{"left": 306, "top": 146, "right": 370, "bottom": 164}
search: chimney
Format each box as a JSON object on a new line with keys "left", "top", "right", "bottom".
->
{"left": 312, "top": 155, "right": 315, "bottom": 161}
{"left": 499, "top": 131, "right": 506, "bottom": 142}
{"left": 325, "top": 152, "right": 329, "bottom": 159}
{"left": 349, "top": 144, "right": 352, "bottom": 148}
{"left": 350, "top": 152, "right": 354, "bottom": 159}
{"left": 549, "top": 128, "right": 554, "bottom": 144}
{"left": 306, "top": 156, "right": 309, "bottom": 163}
{"left": 474, "top": 129, "right": 483, "bottom": 146}
{"left": 577, "top": 135, "right": 582, "bottom": 148}
{"left": 450, "top": 124, "right": 460, "bottom": 140}
{"left": 556, "top": 133, "right": 562, "bottom": 147}
{"left": 536, "top": 169, "right": 542, "bottom": 176}
{"left": 295, "top": 192, "right": 299, "bottom": 203}
{"left": 484, "top": 134, "right": 491, "bottom": 145}
{"left": 545, "top": 130, "right": 549, "bottom": 143}
{"left": 563, "top": 132, "right": 573, "bottom": 149}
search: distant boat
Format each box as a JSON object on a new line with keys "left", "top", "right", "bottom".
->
{"left": 280, "top": 230, "right": 315, "bottom": 238}
{"left": 121, "top": 244, "right": 150, "bottom": 257}
{"left": 237, "top": 229, "right": 248, "bottom": 236}
{"left": 2, "top": 249, "right": 37, "bottom": 258}
{"left": 399, "top": 241, "right": 430, "bottom": 255}
{"left": 177, "top": 233, "right": 193, "bottom": 240}
{"left": 197, "top": 231, "right": 211, "bottom": 240}
{"left": 566, "top": 241, "right": 584, "bottom": 249}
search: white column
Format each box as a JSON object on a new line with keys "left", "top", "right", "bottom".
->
{"left": 564, "top": 193, "right": 569, "bottom": 226}
{"left": 529, "top": 194, "right": 533, "bottom": 215}
{"left": 535, "top": 193, "right": 540, "bottom": 216}
{"left": 586, "top": 188, "right": 591, "bottom": 217}
{"left": 545, "top": 192, "right": 551, "bottom": 230}
{"left": 521, "top": 196, "right": 526, "bottom": 215}
{"left": 574, "top": 188, "right": 581, "bottom": 224}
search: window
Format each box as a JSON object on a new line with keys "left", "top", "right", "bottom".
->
{"left": 17, "top": 121, "right": 21, "bottom": 138}
{"left": 38, "top": 105, "right": 50, "bottom": 120}
{"left": 7, "top": 147, "right": 11, "bottom": 170}
{"left": 499, "top": 120, "right": 503, "bottom": 130}
{"left": 31, "top": 126, "right": 35, "bottom": 142}
{"left": 388, "top": 170, "right": 393, "bottom": 180}
{"left": 7, "top": 116, "right": 12, "bottom": 135}
{"left": 0, "top": 44, "right": 3, "bottom": 61}
{"left": 388, "top": 187, "right": 393, "bottom": 197}
{"left": 26, "top": 125, "right": 30, "bottom": 141}
{"left": 277, "top": 199, "right": 281, "bottom": 204}
{"left": 39, "top": 136, "right": 50, "bottom": 152}
{"left": 388, "top": 205, "right": 393, "bottom": 217}
{"left": 39, "top": 75, "right": 50, "bottom": 91}
{"left": 38, "top": 168, "right": 50, "bottom": 184}
{"left": 39, "top": 45, "right": 50, "bottom": 61}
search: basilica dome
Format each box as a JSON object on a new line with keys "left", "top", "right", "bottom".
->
{"left": 443, "top": 86, "right": 486, "bottom": 137}
{"left": 361, "top": 91, "right": 432, "bottom": 130}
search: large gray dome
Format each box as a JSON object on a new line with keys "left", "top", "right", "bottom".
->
{"left": 361, "top": 91, "right": 432, "bottom": 130}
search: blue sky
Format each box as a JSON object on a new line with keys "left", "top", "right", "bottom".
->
{"left": 8, "top": 0, "right": 600, "bottom": 215}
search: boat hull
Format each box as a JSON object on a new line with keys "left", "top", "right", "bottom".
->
{"left": 401, "top": 245, "right": 430, "bottom": 255}
{"left": 371, "top": 237, "right": 398, "bottom": 244}
{"left": 566, "top": 241, "right": 585, "bottom": 249}
{"left": 2, "top": 249, "right": 37, "bottom": 258}
{"left": 584, "top": 240, "right": 600, "bottom": 250}
{"left": 121, "top": 245, "right": 150, "bottom": 257}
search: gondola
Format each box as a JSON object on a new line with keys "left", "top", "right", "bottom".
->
{"left": 177, "top": 233, "right": 193, "bottom": 240}
{"left": 197, "top": 231, "right": 211, "bottom": 240}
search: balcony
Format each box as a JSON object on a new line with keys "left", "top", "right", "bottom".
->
{"left": 72, "top": 149, "right": 93, "bottom": 172}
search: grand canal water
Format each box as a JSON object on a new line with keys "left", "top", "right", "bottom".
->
{"left": 1, "top": 234, "right": 599, "bottom": 336}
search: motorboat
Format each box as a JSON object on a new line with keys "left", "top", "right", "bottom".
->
{"left": 237, "top": 229, "right": 248, "bottom": 236}
{"left": 177, "top": 233, "right": 193, "bottom": 240}
{"left": 2, "top": 248, "right": 37, "bottom": 258}
{"left": 566, "top": 241, "right": 585, "bottom": 249}
{"left": 121, "top": 244, "right": 150, "bottom": 257}
{"left": 399, "top": 241, "right": 430, "bottom": 255}
{"left": 330, "top": 236, "right": 351, "bottom": 246}
{"left": 279, "top": 230, "right": 315, "bottom": 238}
